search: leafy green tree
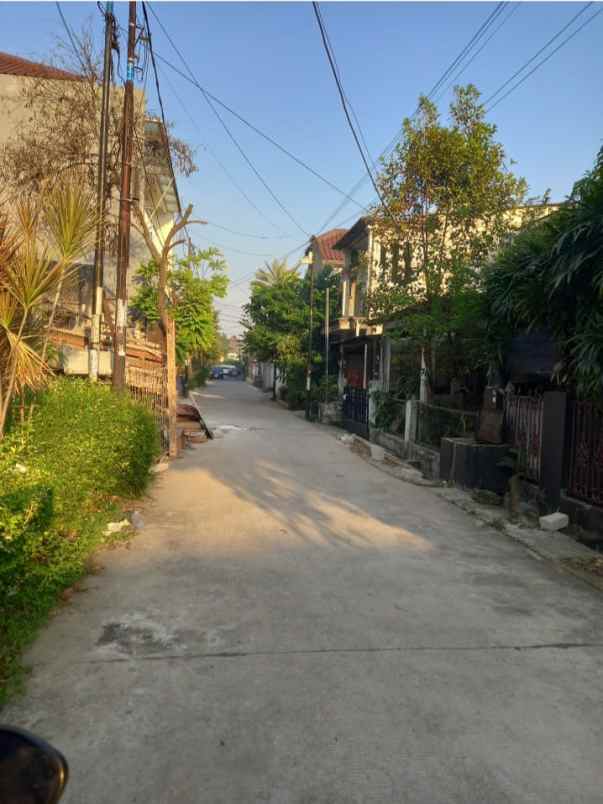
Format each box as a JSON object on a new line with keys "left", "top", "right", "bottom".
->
{"left": 369, "top": 85, "right": 529, "bottom": 393}
{"left": 486, "top": 147, "right": 603, "bottom": 399}
{"left": 243, "top": 272, "right": 305, "bottom": 398}
{"left": 130, "top": 247, "right": 228, "bottom": 366}
{"left": 243, "top": 264, "right": 339, "bottom": 401}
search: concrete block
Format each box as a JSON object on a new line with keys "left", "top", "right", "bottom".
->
{"left": 370, "top": 444, "right": 385, "bottom": 461}
{"left": 539, "top": 512, "right": 569, "bottom": 532}
{"left": 151, "top": 462, "right": 169, "bottom": 474}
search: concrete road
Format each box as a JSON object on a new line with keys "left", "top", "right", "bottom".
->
{"left": 5, "top": 381, "right": 603, "bottom": 803}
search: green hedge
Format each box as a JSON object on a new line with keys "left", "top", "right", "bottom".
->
{"left": 0, "top": 378, "right": 160, "bottom": 704}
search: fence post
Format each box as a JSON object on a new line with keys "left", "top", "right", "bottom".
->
{"left": 166, "top": 316, "right": 178, "bottom": 458}
{"left": 405, "top": 399, "right": 418, "bottom": 444}
{"left": 539, "top": 391, "right": 567, "bottom": 513}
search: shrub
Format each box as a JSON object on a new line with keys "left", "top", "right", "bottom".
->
{"left": 0, "top": 377, "right": 160, "bottom": 704}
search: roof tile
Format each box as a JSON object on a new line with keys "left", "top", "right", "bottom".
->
{"left": 0, "top": 51, "right": 80, "bottom": 81}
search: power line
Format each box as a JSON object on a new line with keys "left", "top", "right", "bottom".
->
{"left": 484, "top": 3, "right": 594, "bottom": 108}
{"left": 306, "top": 2, "right": 511, "bottom": 234}
{"left": 194, "top": 236, "right": 274, "bottom": 258}
{"left": 154, "top": 57, "right": 293, "bottom": 236}
{"left": 204, "top": 221, "right": 294, "bottom": 240}
{"left": 152, "top": 59, "right": 309, "bottom": 239}
{"left": 55, "top": 2, "right": 88, "bottom": 74}
{"left": 312, "top": 1, "right": 394, "bottom": 223}
{"left": 147, "top": 4, "right": 368, "bottom": 214}
{"left": 314, "top": 3, "right": 377, "bottom": 175}
{"left": 425, "top": 2, "right": 507, "bottom": 101}
{"left": 141, "top": 1, "right": 182, "bottom": 222}
{"left": 432, "top": 3, "right": 521, "bottom": 103}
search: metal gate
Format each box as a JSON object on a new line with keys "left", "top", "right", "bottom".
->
{"left": 567, "top": 401, "right": 603, "bottom": 506}
{"left": 342, "top": 386, "right": 369, "bottom": 439}
{"left": 504, "top": 395, "right": 544, "bottom": 482}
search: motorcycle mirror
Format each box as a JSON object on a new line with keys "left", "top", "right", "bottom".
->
{"left": 0, "top": 726, "right": 69, "bottom": 804}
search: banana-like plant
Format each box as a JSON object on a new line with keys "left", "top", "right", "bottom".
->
{"left": 0, "top": 182, "right": 96, "bottom": 437}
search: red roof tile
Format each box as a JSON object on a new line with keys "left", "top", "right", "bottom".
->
{"left": 0, "top": 52, "right": 80, "bottom": 81}
{"left": 311, "top": 228, "right": 348, "bottom": 264}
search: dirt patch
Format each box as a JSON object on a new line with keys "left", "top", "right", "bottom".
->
{"left": 562, "top": 556, "right": 603, "bottom": 577}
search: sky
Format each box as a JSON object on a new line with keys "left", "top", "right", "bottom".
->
{"left": 1, "top": 1, "right": 602, "bottom": 335}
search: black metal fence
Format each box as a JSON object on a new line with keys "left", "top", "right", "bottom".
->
{"left": 567, "top": 400, "right": 603, "bottom": 506}
{"left": 503, "top": 395, "right": 544, "bottom": 482}
{"left": 342, "top": 386, "right": 369, "bottom": 438}
{"left": 417, "top": 402, "right": 479, "bottom": 448}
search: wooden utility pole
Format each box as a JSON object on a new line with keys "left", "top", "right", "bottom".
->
{"left": 324, "top": 285, "right": 330, "bottom": 404}
{"left": 305, "top": 264, "right": 315, "bottom": 420}
{"left": 89, "top": 1, "right": 114, "bottom": 381}
{"left": 112, "top": 0, "right": 136, "bottom": 390}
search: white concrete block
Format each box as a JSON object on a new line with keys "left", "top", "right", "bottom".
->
{"left": 370, "top": 444, "right": 386, "bottom": 461}
{"left": 539, "top": 512, "right": 569, "bottom": 532}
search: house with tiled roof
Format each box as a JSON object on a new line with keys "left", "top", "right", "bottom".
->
{"left": 303, "top": 228, "right": 347, "bottom": 275}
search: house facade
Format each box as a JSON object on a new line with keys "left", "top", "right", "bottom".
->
{"left": 0, "top": 51, "right": 181, "bottom": 374}
{"left": 303, "top": 228, "right": 347, "bottom": 275}
{"left": 331, "top": 218, "right": 384, "bottom": 393}
{"left": 332, "top": 205, "right": 558, "bottom": 396}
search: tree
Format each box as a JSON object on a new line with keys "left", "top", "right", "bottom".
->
{"left": 486, "top": 147, "right": 603, "bottom": 399}
{"left": 131, "top": 203, "right": 207, "bottom": 342}
{"left": 252, "top": 258, "right": 299, "bottom": 288}
{"left": 130, "top": 246, "right": 228, "bottom": 367}
{"left": 243, "top": 273, "right": 304, "bottom": 398}
{"left": 368, "top": 85, "right": 528, "bottom": 394}
{"left": 243, "top": 263, "right": 339, "bottom": 401}
{"left": 0, "top": 182, "right": 96, "bottom": 437}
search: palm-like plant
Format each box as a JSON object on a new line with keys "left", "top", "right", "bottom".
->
{"left": 0, "top": 182, "right": 96, "bottom": 436}
{"left": 486, "top": 147, "right": 603, "bottom": 398}
{"left": 252, "top": 258, "right": 299, "bottom": 288}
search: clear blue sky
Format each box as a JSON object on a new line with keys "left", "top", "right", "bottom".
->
{"left": 2, "top": 1, "right": 602, "bottom": 334}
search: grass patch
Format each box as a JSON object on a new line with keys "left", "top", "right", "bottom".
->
{"left": 0, "top": 378, "right": 160, "bottom": 706}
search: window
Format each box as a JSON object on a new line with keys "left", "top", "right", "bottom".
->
{"left": 391, "top": 242, "right": 400, "bottom": 281}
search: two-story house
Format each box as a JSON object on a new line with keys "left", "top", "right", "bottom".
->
{"left": 0, "top": 51, "right": 181, "bottom": 373}
{"left": 332, "top": 217, "right": 384, "bottom": 392}
{"left": 333, "top": 205, "right": 558, "bottom": 393}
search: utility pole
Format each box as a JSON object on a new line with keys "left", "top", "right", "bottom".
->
{"left": 112, "top": 0, "right": 136, "bottom": 390}
{"left": 324, "top": 286, "right": 330, "bottom": 405}
{"left": 305, "top": 263, "right": 315, "bottom": 420}
{"left": 89, "top": 1, "right": 114, "bottom": 381}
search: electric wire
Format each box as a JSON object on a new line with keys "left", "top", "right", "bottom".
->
{"left": 154, "top": 58, "right": 293, "bottom": 236}
{"left": 312, "top": 1, "right": 394, "bottom": 223}
{"left": 432, "top": 3, "right": 521, "bottom": 103}
{"left": 485, "top": 3, "right": 601, "bottom": 110}
{"left": 147, "top": 4, "right": 368, "bottom": 214}
{"left": 147, "top": 7, "right": 309, "bottom": 238}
